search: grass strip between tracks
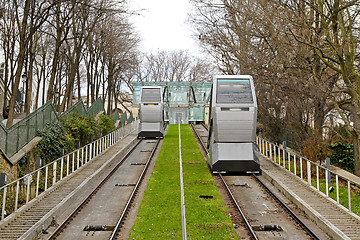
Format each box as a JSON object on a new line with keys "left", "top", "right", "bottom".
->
{"left": 129, "top": 124, "right": 238, "bottom": 239}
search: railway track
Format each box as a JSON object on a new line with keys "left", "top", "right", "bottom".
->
{"left": 191, "top": 123, "right": 325, "bottom": 239}
{"left": 44, "top": 139, "right": 161, "bottom": 240}
{"left": 0, "top": 134, "right": 139, "bottom": 240}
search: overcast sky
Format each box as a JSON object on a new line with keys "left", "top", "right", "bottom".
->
{"left": 129, "top": 0, "right": 199, "bottom": 53}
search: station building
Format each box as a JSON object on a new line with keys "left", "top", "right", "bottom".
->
{"left": 132, "top": 81, "right": 211, "bottom": 124}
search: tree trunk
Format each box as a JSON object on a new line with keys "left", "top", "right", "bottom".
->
{"left": 6, "top": 0, "right": 31, "bottom": 127}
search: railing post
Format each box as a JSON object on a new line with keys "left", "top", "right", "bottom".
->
{"left": 45, "top": 166, "right": 48, "bottom": 191}
{"left": 325, "top": 157, "right": 331, "bottom": 186}
{"left": 325, "top": 170, "right": 329, "bottom": 196}
{"left": 36, "top": 170, "right": 40, "bottom": 197}
{"left": 53, "top": 162, "right": 57, "bottom": 186}
{"left": 1, "top": 187, "right": 7, "bottom": 220}
{"left": 348, "top": 181, "right": 351, "bottom": 211}
{"left": 336, "top": 175, "right": 339, "bottom": 204}
{"left": 77, "top": 149, "right": 80, "bottom": 169}
{"left": 66, "top": 155, "right": 70, "bottom": 176}
{"left": 26, "top": 175, "right": 31, "bottom": 203}
{"left": 282, "top": 146, "right": 285, "bottom": 168}
{"left": 15, "top": 181, "right": 19, "bottom": 211}
{"left": 294, "top": 155, "right": 296, "bottom": 175}
{"left": 307, "top": 161, "right": 311, "bottom": 185}
{"left": 60, "top": 157, "right": 64, "bottom": 180}
{"left": 270, "top": 143, "right": 273, "bottom": 160}
{"left": 81, "top": 147, "right": 84, "bottom": 165}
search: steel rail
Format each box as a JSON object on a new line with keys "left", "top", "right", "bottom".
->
{"left": 191, "top": 124, "right": 257, "bottom": 239}
{"left": 252, "top": 174, "right": 321, "bottom": 240}
{"left": 47, "top": 139, "right": 143, "bottom": 240}
{"left": 190, "top": 124, "right": 208, "bottom": 155}
{"left": 200, "top": 122, "right": 208, "bottom": 131}
{"left": 109, "top": 139, "right": 160, "bottom": 240}
{"left": 219, "top": 174, "right": 259, "bottom": 240}
{"left": 192, "top": 124, "right": 320, "bottom": 240}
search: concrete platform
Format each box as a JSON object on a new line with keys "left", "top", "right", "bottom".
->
{"left": 0, "top": 133, "right": 138, "bottom": 240}
{"left": 261, "top": 155, "right": 360, "bottom": 240}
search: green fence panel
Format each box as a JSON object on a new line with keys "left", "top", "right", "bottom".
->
{"left": 3, "top": 101, "right": 59, "bottom": 157}
{"left": 128, "top": 112, "right": 134, "bottom": 123}
{"left": 112, "top": 109, "right": 121, "bottom": 122}
{"left": 87, "top": 98, "right": 105, "bottom": 117}
{"left": 1, "top": 98, "right": 108, "bottom": 158}
{"left": 120, "top": 112, "right": 127, "bottom": 126}
{"left": 60, "top": 99, "right": 87, "bottom": 118}
{"left": 0, "top": 121, "right": 7, "bottom": 154}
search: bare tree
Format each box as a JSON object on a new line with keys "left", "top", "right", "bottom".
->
{"left": 189, "top": 0, "right": 337, "bottom": 164}
{"left": 134, "top": 50, "right": 214, "bottom": 82}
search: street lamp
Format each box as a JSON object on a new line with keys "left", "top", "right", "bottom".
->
{"left": 21, "top": 73, "right": 26, "bottom": 113}
{"left": 54, "top": 91, "right": 60, "bottom": 111}
{"left": 54, "top": 91, "right": 60, "bottom": 101}
{"left": 71, "top": 95, "right": 76, "bottom": 105}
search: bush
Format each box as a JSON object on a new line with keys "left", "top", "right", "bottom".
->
{"left": 329, "top": 143, "right": 354, "bottom": 173}
{"left": 98, "top": 114, "right": 115, "bottom": 135}
{"left": 61, "top": 113, "right": 100, "bottom": 145}
{"left": 36, "top": 121, "right": 74, "bottom": 165}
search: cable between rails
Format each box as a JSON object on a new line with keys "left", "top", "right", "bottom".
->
{"left": 178, "top": 123, "right": 187, "bottom": 240}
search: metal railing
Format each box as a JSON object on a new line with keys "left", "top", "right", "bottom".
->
{"left": 0, "top": 101, "right": 59, "bottom": 158}
{"left": 112, "top": 109, "right": 121, "bottom": 123}
{"left": 120, "top": 112, "right": 127, "bottom": 126}
{"left": 86, "top": 98, "right": 105, "bottom": 117}
{"left": 0, "top": 98, "right": 128, "bottom": 159}
{"left": 257, "top": 136, "right": 360, "bottom": 214}
{"left": 59, "top": 99, "right": 87, "bottom": 118}
{"left": 0, "top": 119, "right": 138, "bottom": 221}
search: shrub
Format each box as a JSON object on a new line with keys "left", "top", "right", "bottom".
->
{"left": 98, "top": 114, "right": 115, "bottom": 135}
{"left": 61, "top": 113, "right": 100, "bottom": 145}
{"left": 36, "top": 121, "right": 74, "bottom": 165}
{"left": 329, "top": 143, "right": 354, "bottom": 173}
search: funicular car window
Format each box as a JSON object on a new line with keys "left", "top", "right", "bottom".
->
{"left": 216, "top": 79, "right": 253, "bottom": 103}
{"left": 141, "top": 88, "right": 161, "bottom": 102}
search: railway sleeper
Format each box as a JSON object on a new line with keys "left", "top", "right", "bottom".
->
{"left": 252, "top": 225, "right": 283, "bottom": 231}
{"left": 83, "top": 225, "right": 115, "bottom": 231}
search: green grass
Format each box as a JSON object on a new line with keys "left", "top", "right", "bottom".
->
{"left": 181, "top": 125, "right": 238, "bottom": 239}
{"left": 129, "top": 125, "right": 181, "bottom": 239}
{"left": 129, "top": 125, "right": 238, "bottom": 239}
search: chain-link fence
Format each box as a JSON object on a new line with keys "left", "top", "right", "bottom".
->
{"left": 120, "top": 112, "right": 127, "bottom": 126}
{"left": 0, "top": 98, "right": 133, "bottom": 159}
{"left": 87, "top": 98, "right": 105, "bottom": 117}
{"left": 59, "top": 99, "right": 87, "bottom": 118}
{"left": 1, "top": 102, "right": 59, "bottom": 158}
{"left": 0, "top": 121, "right": 7, "bottom": 156}
{"left": 112, "top": 109, "right": 120, "bottom": 122}
{"left": 1, "top": 119, "right": 139, "bottom": 221}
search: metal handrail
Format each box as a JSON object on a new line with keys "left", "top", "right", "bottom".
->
{"left": 0, "top": 120, "right": 139, "bottom": 221}
{"left": 86, "top": 98, "right": 105, "bottom": 117}
{"left": 257, "top": 136, "right": 360, "bottom": 214}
